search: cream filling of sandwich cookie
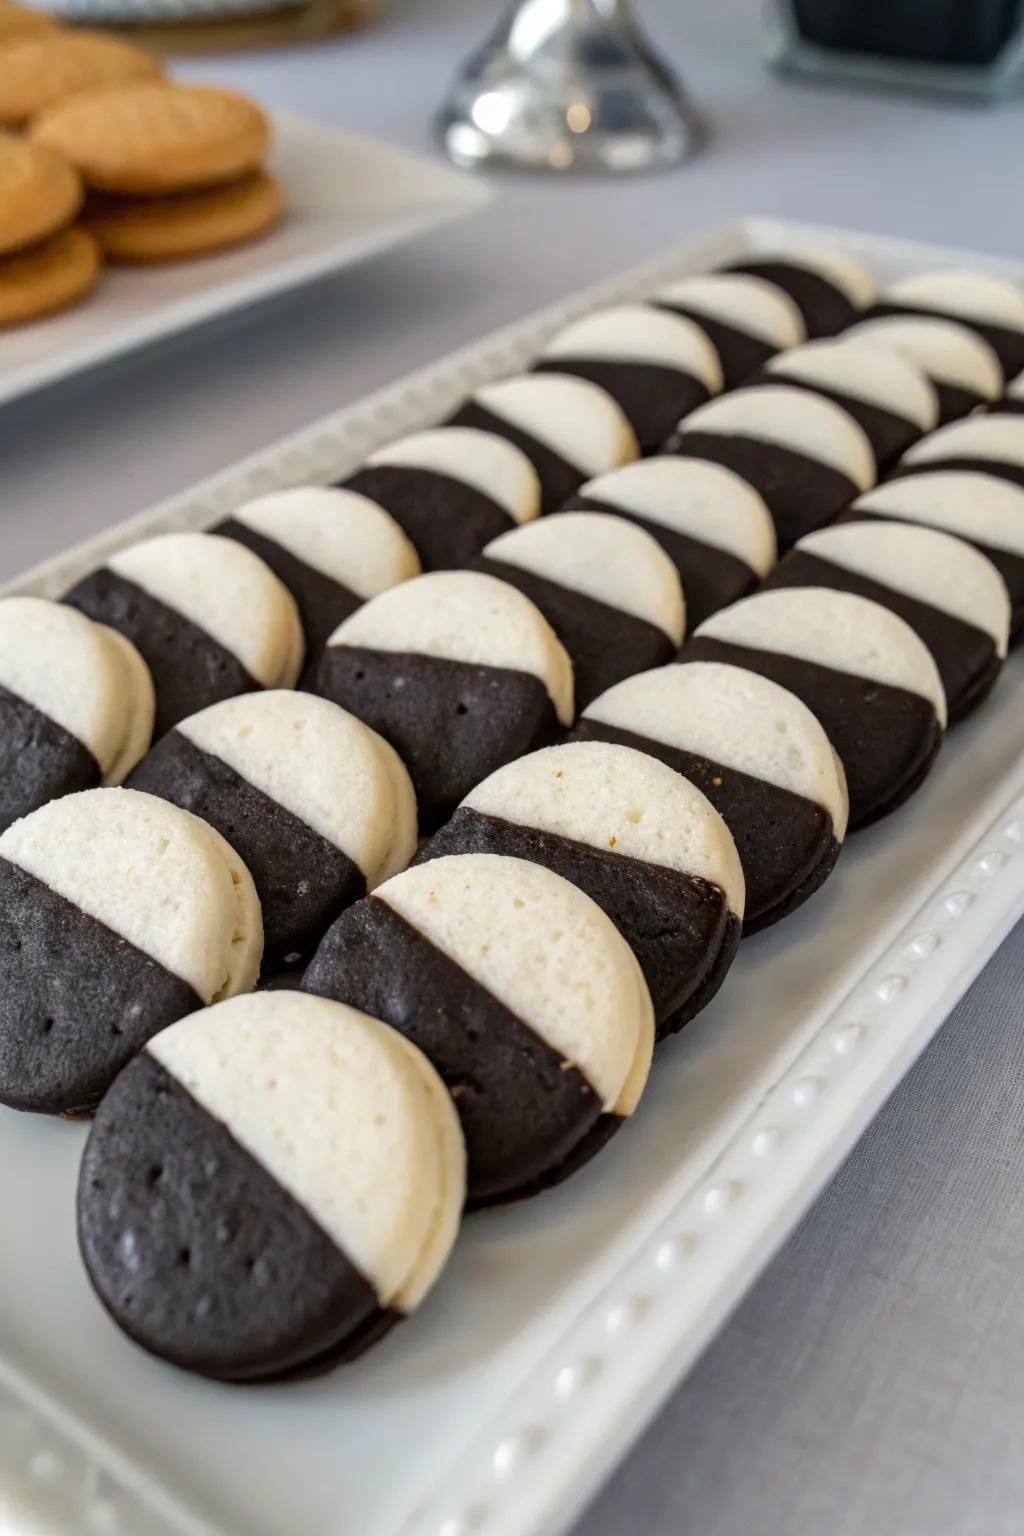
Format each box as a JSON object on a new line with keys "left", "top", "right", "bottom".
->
{"left": 367, "top": 427, "right": 542, "bottom": 524}
{"left": 852, "top": 472, "right": 1024, "bottom": 559}
{"left": 680, "top": 385, "right": 876, "bottom": 490}
{"left": 899, "top": 413, "right": 1024, "bottom": 472}
{"left": 653, "top": 272, "right": 805, "bottom": 347}
{"left": 542, "top": 304, "right": 724, "bottom": 393}
{"left": 883, "top": 270, "right": 1024, "bottom": 334}
{"left": 230, "top": 488, "right": 421, "bottom": 599}
{"left": 470, "top": 374, "right": 639, "bottom": 479}
{"left": 844, "top": 316, "right": 1002, "bottom": 398}
{"left": 766, "top": 338, "right": 939, "bottom": 430}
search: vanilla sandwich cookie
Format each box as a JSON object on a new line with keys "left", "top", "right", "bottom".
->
{"left": 893, "top": 413, "right": 1024, "bottom": 493}
{"left": 533, "top": 304, "right": 723, "bottom": 453}
{"left": 844, "top": 316, "right": 1002, "bottom": 424}
{"left": 721, "top": 243, "right": 876, "bottom": 337}
{"left": 343, "top": 427, "right": 541, "bottom": 572}
{"left": 565, "top": 458, "right": 776, "bottom": 629}
{"left": 472, "top": 512, "right": 683, "bottom": 709}
{"left": 314, "top": 571, "right": 573, "bottom": 831}
{"left": 682, "top": 588, "right": 946, "bottom": 828}
{"left": 215, "top": 487, "right": 420, "bottom": 665}
{"left": 654, "top": 272, "right": 806, "bottom": 389}
{"left": 304, "top": 853, "right": 654, "bottom": 1206}
{"left": 419, "top": 741, "right": 743, "bottom": 1038}
{"left": 78, "top": 992, "right": 464, "bottom": 1382}
{"left": 868, "top": 270, "right": 1024, "bottom": 382}
{"left": 0, "top": 788, "right": 262, "bottom": 1116}
{"left": 0, "top": 597, "right": 154, "bottom": 833}
{"left": 757, "top": 337, "right": 938, "bottom": 472}
{"left": 574, "top": 662, "right": 848, "bottom": 933}
{"left": 664, "top": 385, "right": 875, "bottom": 548}
{"left": 448, "top": 373, "right": 639, "bottom": 513}
{"left": 126, "top": 692, "right": 417, "bottom": 975}
{"left": 64, "top": 532, "right": 305, "bottom": 738}
{"left": 763, "top": 521, "right": 1010, "bottom": 723}
{"left": 846, "top": 472, "right": 1024, "bottom": 643}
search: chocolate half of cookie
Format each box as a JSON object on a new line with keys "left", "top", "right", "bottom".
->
{"left": 653, "top": 272, "right": 805, "bottom": 390}
{"left": 892, "top": 413, "right": 1024, "bottom": 492}
{"left": 720, "top": 245, "right": 876, "bottom": 338}
{"left": 867, "top": 269, "right": 1024, "bottom": 382}
{"left": 843, "top": 315, "right": 1003, "bottom": 426}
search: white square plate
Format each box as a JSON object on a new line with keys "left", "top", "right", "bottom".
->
{"left": 1, "top": 218, "right": 1023, "bottom": 1536}
{"left": 0, "top": 113, "right": 490, "bottom": 409}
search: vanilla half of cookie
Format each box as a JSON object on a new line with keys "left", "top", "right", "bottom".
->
{"left": 869, "top": 268, "right": 1024, "bottom": 382}
{"left": 894, "top": 413, "right": 1024, "bottom": 492}
{"left": 654, "top": 272, "right": 806, "bottom": 388}
{"left": 844, "top": 315, "right": 1002, "bottom": 424}
{"left": 721, "top": 242, "right": 876, "bottom": 337}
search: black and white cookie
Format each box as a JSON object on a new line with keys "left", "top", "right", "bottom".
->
{"left": 575, "top": 662, "right": 848, "bottom": 933}
{"left": 0, "top": 597, "right": 154, "bottom": 834}
{"left": 758, "top": 337, "right": 938, "bottom": 472}
{"left": 867, "top": 269, "right": 1024, "bottom": 382}
{"left": 448, "top": 372, "right": 639, "bottom": 512}
{"left": 682, "top": 588, "right": 947, "bottom": 829}
{"left": 215, "top": 487, "right": 420, "bottom": 665}
{"left": 64, "top": 532, "right": 305, "bottom": 738}
{"left": 304, "top": 852, "right": 654, "bottom": 1206}
{"left": 343, "top": 427, "right": 541, "bottom": 571}
{"left": 313, "top": 571, "right": 573, "bottom": 831}
{"left": 893, "top": 413, "right": 1024, "bottom": 492}
{"left": 565, "top": 457, "right": 776, "bottom": 629}
{"left": 844, "top": 315, "right": 1002, "bottom": 424}
{"left": 721, "top": 243, "right": 876, "bottom": 338}
{"left": 764, "top": 521, "right": 1010, "bottom": 723}
{"left": 472, "top": 511, "right": 684, "bottom": 709}
{"left": 848, "top": 472, "right": 1024, "bottom": 644}
{"left": 78, "top": 991, "right": 464, "bottom": 1381}
{"left": 127, "top": 691, "right": 417, "bottom": 974}
{"left": 0, "top": 787, "right": 262, "bottom": 1116}
{"left": 533, "top": 304, "right": 723, "bottom": 453}
{"left": 653, "top": 272, "right": 805, "bottom": 389}
{"left": 665, "top": 384, "right": 875, "bottom": 548}
{"left": 419, "top": 740, "right": 743, "bottom": 1038}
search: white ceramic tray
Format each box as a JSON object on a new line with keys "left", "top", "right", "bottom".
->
{"left": 2, "top": 217, "right": 1023, "bottom": 1536}
{"left": 0, "top": 113, "right": 489, "bottom": 410}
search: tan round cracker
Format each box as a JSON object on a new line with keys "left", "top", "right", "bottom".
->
{"left": 0, "top": 130, "right": 81, "bottom": 255}
{"left": 0, "top": 31, "right": 161, "bottom": 128}
{"left": 86, "top": 169, "right": 282, "bottom": 264}
{"left": 0, "top": 224, "right": 100, "bottom": 326}
{"left": 31, "top": 81, "right": 270, "bottom": 195}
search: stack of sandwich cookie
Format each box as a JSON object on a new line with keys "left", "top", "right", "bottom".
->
{"left": 533, "top": 304, "right": 724, "bottom": 453}
{"left": 892, "top": 414, "right": 1024, "bottom": 491}
{"left": 0, "top": 787, "right": 261, "bottom": 1116}
{"left": 653, "top": 272, "right": 805, "bottom": 389}
{"left": 682, "top": 587, "right": 947, "bottom": 828}
{"left": 0, "top": 597, "right": 153, "bottom": 833}
{"left": 342, "top": 427, "right": 540, "bottom": 571}
{"left": 419, "top": 741, "right": 744, "bottom": 1037}
{"left": 844, "top": 315, "right": 1002, "bottom": 424}
{"left": 664, "top": 384, "right": 875, "bottom": 548}
{"left": 574, "top": 662, "right": 848, "bottom": 933}
{"left": 64, "top": 531, "right": 304, "bottom": 736}
{"left": 865, "top": 269, "right": 1024, "bottom": 382}
{"left": 126, "top": 692, "right": 417, "bottom": 977}
{"left": 0, "top": 131, "right": 99, "bottom": 326}
{"left": 448, "top": 373, "right": 638, "bottom": 512}
{"left": 78, "top": 992, "right": 465, "bottom": 1381}
{"left": 215, "top": 487, "right": 420, "bottom": 670}
{"left": 304, "top": 853, "right": 654, "bottom": 1206}
{"left": 471, "top": 511, "right": 684, "bottom": 709}
{"left": 313, "top": 571, "right": 573, "bottom": 831}
{"left": 0, "top": 31, "right": 161, "bottom": 128}
{"left": 564, "top": 458, "right": 776, "bottom": 629}
{"left": 720, "top": 242, "right": 876, "bottom": 337}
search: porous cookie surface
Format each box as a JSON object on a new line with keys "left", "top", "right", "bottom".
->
{"left": 32, "top": 82, "right": 270, "bottom": 195}
{"left": 305, "top": 853, "right": 654, "bottom": 1204}
{"left": 78, "top": 992, "right": 464, "bottom": 1380}
{"left": 873, "top": 269, "right": 1024, "bottom": 380}
{"left": 844, "top": 315, "right": 1002, "bottom": 421}
{"left": 654, "top": 272, "right": 804, "bottom": 387}
{"left": 64, "top": 531, "right": 304, "bottom": 736}
{"left": 577, "top": 662, "right": 847, "bottom": 932}
{"left": 474, "top": 511, "right": 683, "bottom": 709}
{"left": 685, "top": 588, "right": 946, "bottom": 828}
{"left": 0, "top": 31, "right": 161, "bottom": 127}
{"left": 896, "top": 413, "right": 1024, "bottom": 488}
{"left": 0, "top": 132, "right": 82, "bottom": 256}
{"left": 344, "top": 427, "right": 540, "bottom": 571}
{"left": 0, "top": 224, "right": 100, "bottom": 326}
{"left": 422, "top": 741, "right": 743, "bottom": 1035}
{"left": 127, "top": 691, "right": 417, "bottom": 968}
{"left": 85, "top": 169, "right": 282, "bottom": 263}
{"left": 722, "top": 243, "right": 876, "bottom": 336}
{"left": 0, "top": 787, "right": 261, "bottom": 1114}
{"left": 569, "top": 457, "right": 775, "bottom": 628}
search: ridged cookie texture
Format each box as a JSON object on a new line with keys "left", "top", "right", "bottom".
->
{"left": 868, "top": 269, "right": 1024, "bottom": 382}
{"left": 893, "top": 412, "right": 1024, "bottom": 492}
{"left": 304, "top": 853, "right": 654, "bottom": 1206}
{"left": 653, "top": 272, "right": 805, "bottom": 389}
{"left": 684, "top": 587, "right": 947, "bottom": 829}
{"left": 314, "top": 570, "right": 573, "bottom": 831}
{"left": 577, "top": 661, "right": 847, "bottom": 934}
{"left": 720, "top": 241, "right": 876, "bottom": 337}
{"left": 420, "top": 740, "right": 743, "bottom": 1038}
{"left": 0, "top": 131, "right": 82, "bottom": 256}
{"left": 77, "top": 992, "right": 465, "bottom": 1381}
{"left": 0, "top": 787, "right": 261, "bottom": 1115}
{"left": 844, "top": 314, "right": 1002, "bottom": 424}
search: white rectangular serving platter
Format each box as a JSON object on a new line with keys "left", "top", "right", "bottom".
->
{"left": 1, "top": 217, "right": 1023, "bottom": 1536}
{"left": 0, "top": 113, "right": 490, "bottom": 410}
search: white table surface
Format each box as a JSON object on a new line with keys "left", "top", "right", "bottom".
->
{"left": 3, "top": 2, "right": 1024, "bottom": 1531}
